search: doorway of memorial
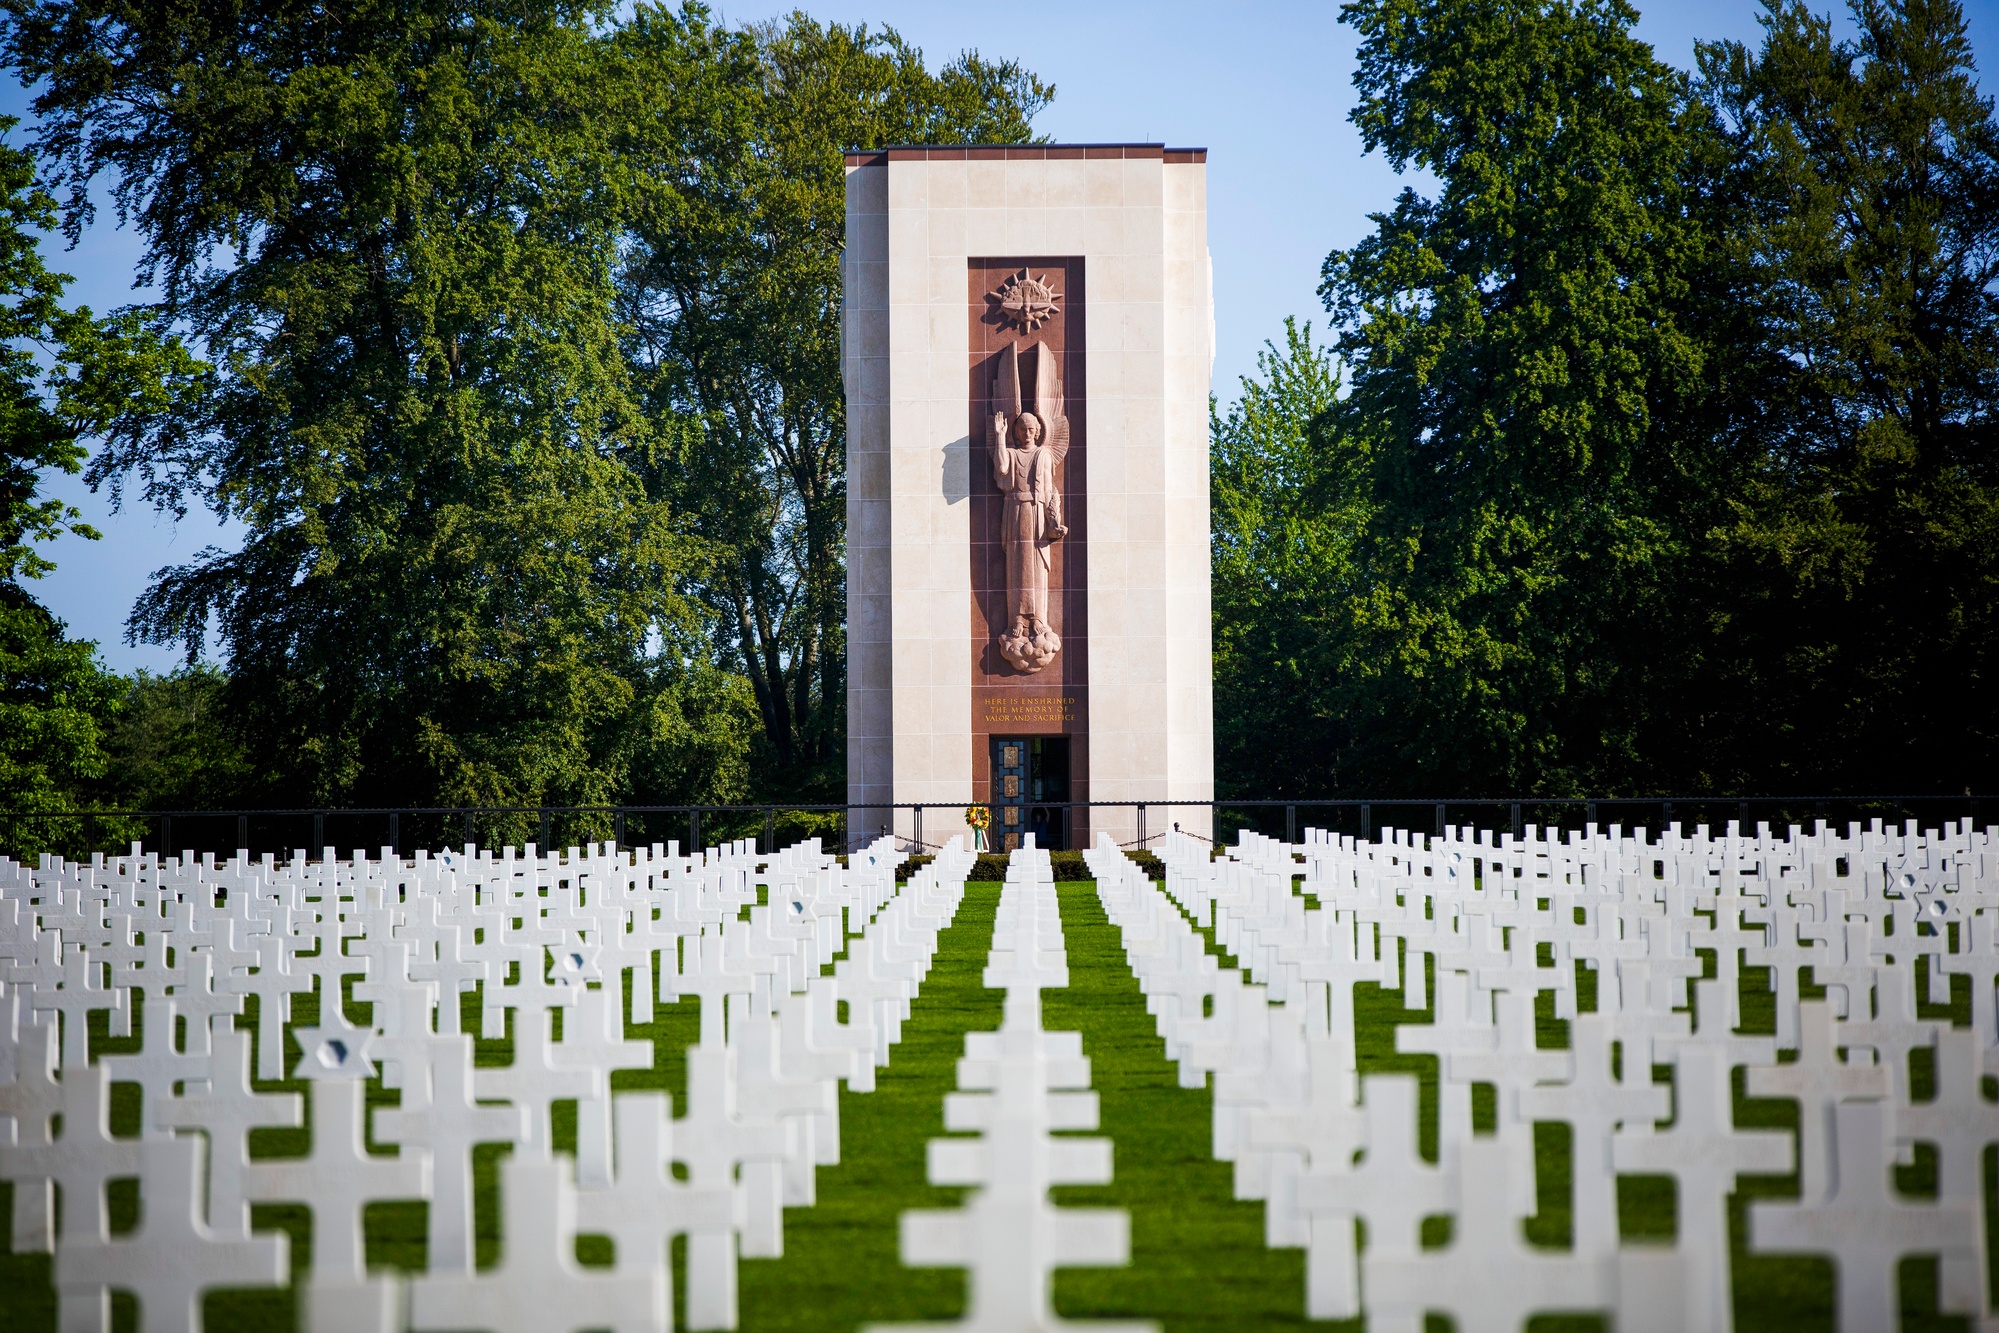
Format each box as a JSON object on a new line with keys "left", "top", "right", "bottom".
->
{"left": 989, "top": 735, "right": 1072, "bottom": 851}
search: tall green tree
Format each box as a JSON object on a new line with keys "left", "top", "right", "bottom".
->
{"left": 2, "top": 1, "right": 1049, "bottom": 815}
{"left": 4, "top": 0, "right": 755, "bottom": 816}
{"left": 1308, "top": 0, "right": 1735, "bottom": 796}
{"left": 0, "top": 115, "right": 131, "bottom": 848}
{"left": 1210, "top": 319, "right": 1366, "bottom": 797}
{"left": 1692, "top": 0, "right": 1999, "bottom": 792}
{"left": 92, "top": 666, "right": 253, "bottom": 811}
{"left": 613, "top": 8, "right": 1051, "bottom": 799}
{"left": 1214, "top": 0, "right": 1998, "bottom": 800}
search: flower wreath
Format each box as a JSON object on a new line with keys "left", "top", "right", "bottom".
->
{"left": 965, "top": 804, "right": 992, "bottom": 830}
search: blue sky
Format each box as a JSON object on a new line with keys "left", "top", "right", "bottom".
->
{"left": 12, "top": 0, "right": 1998, "bottom": 672}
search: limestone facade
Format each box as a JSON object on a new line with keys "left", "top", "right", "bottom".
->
{"left": 843, "top": 144, "right": 1214, "bottom": 848}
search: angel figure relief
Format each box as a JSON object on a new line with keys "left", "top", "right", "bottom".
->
{"left": 990, "top": 339, "right": 1070, "bottom": 674}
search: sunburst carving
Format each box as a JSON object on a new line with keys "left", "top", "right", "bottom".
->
{"left": 990, "top": 268, "right": 1062, "bottom": 331}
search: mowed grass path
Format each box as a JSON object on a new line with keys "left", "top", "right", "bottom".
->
{"left": 745, "top": 878, "right": 1337, "bottom": 1332}
{"left": 737, "top": 882, "right": 1003, "bottom": 1330}
{"left": 1040, "top": 881, "right": 1342, "bottom": 1332}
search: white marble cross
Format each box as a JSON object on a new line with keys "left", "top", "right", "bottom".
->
{"left": 0, "top": 996, "right": 59, "bottom": 1252}
{"left": 549, "top": 982, "right": 656, "bottom": 1187}
{"left": 245, "top": 1078, "right": 427, "bottom": 1333}
{"left": 408, "top": 1147, "right": 664, "bottom": 1333}
{"left": 0, "top": 1061, "right": 140, "bottom": 1333}
{"left": 573, "top": 1091, "right": 734, "bottom": 1324}
{"left": 1749, "top": 1099, "right": 1979, "bottom": 1330}
{"left": 675, "top": 1043, "right": 788, "bottom": 1331}
{"left": 373, "top": 1031, "right": 528, "bottom": 1274}
{"left": 1743, "top": 999, "right": 1890, "bottom": 1203}
{"left": 97, "top": 995, "right": 213, "bottom": 1140}
{"left": 1258, "top": 1041, "right": 1368, "bottom": 1319}
{"left": 1360, "top": 1136, "right": 1623, "bottom": 1333}
{"left": 1516, "top": 1012, "right": 1671, "bottom": 1256}
{"left": 151, "top": 1025, "right": 301, "bottom": 1240}
{"left": 1613, "top": 1040, "right": 1793, "bottom": 1331}
{"left": 729, "top": 990, "right": 835, "bottom": 1208}
{"left": 675, "top": 929, "right": 755, "bottom": 1047}
{"left": 1893, "top": 1028, "right": 1998, "bottom": 1312}
{"left": 56, "top": 1133, "right": 287, "bottom": 1333}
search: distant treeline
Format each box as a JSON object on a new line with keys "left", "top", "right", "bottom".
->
{"left": 0, "top": 2, "right": 1050, "bottom": 844}
{"left": 1214, "top": 0, "right": 1999, "bottom": 799}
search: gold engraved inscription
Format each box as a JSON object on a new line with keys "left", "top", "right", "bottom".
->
{"left": 981, "top": 696, "right": 1077, "bottom": 727}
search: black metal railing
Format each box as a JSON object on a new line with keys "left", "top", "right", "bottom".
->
{"left": 868, "top": 793, "right": 1993, "bottom": 853}
{"left": 0, "top": 794, "right": 1989, "bottom": 862}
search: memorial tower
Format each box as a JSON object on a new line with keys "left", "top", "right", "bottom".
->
{"left": 843, "top": 143, "right": 1214, "bottom": 850}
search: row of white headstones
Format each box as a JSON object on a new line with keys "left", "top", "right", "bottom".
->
{"left": 871, "top": 843, "right": 1146, "bottom": 1333}
{"left": 0, "top": 832, "right": 980, "bottom": 1333}
{"left": 1085, "top": 816, "right": 1995, "bottom": 1333}
{"left": 4, "top": 816, "right": 1993, "bottom": 1332}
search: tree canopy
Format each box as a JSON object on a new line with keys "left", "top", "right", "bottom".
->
{"left": 0, "top": 0, "right": 1050, "bottom": 822}
{"left": 1213, "top": 0, "right": 1999, "bottom": 798}
{"left": 0, "top": 0, "right": 1992, "bottom": 824}
{"left": 0, "top": 111, "right": 135, "bottom": 848}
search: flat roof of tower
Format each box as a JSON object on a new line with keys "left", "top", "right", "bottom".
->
{"left": 844, "top": 143, "right": 1206, "bottom": 166}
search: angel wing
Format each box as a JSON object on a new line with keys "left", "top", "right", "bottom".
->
{"left": 993, "top": 342, "right": 1024, "bottom": 419}
{"left": 1030, "top": 341, "right": 1069, "bottom": 465}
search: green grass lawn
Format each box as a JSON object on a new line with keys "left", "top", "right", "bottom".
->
{"left": 1041, "top": 881, "right": 1346, "bottom": 1332}
{"left": 736, "top": 878, "right": 1344, "bottom": 1331}
{"left": 736, "top": 879, "right": 1002, "bottom": 1330}
{"left": 0, "top": 877, "right": 1987, "bottom": 1332}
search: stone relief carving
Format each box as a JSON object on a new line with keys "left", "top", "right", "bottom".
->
{"left": 990, "top": 268, "right": 1062, "bottom": 331}
{"left": 989, "top": 338, "right": 1069, "bottom": 674}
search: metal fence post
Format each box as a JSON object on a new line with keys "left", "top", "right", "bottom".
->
{"left": 689, "top": 808, "right": 701, "bottom": 854}
{"left": 1509, "top": 803, "right": 1522, "bottom": 841}
{"left": 1285, "top": 804, "right": 1296, "bottom": 845}
{"left": 1435, "top": 802, "right": 1446, "bottom": 838}
{"left": 1360, "top": 802, "right": 1372, "bottom": 842}
{"left": 462, "top": 809, "right": 475, "bottom": 848}
{"left": 538, "top": 808, "right": 550, "bottom": 851}
{"left": 237, "top": 813, "right": 249, "bottom": 852}
{"left": 914, "top": 805, "right": 923, "bottom": 854}
{"left": 1137, "top": 802, "right": 1147, "bottom": 850}
{"left": 160, "top": 814, "right": 172, "bottom": 859}
{"left": 763, "top": 806, "right": 775, "bottom": 855}
{"left": 389, "top": 812, "right": 400, "bottom": 857}
{"left": 615, "top": 809, "right": 626, "bottom": 853}
{"left": 313, "top": 810, "right": 325, "bottom": 855}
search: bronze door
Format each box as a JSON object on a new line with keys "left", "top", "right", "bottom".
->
{"left": 991, "top": 738, "right": 1029, "bottom": 852}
